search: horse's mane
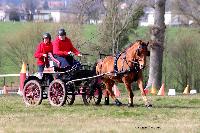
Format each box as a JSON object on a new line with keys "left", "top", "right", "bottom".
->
{"left": 99, "top": 40, "right": 143, "bottom": 60}
{"left": 120, "top": 40, "right": 143, "bottom": 54}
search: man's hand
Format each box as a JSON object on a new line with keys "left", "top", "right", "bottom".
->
{"left": 43, "top": 54, "right": 47, "bottom": 57}
{"left": 78, "top": 54, "right": 82, "bottom": 57}
{"left": 68, "top": 51, "right": 72, "bottom": 55}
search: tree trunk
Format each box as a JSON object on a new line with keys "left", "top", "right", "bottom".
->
{"left": 146, "top": 0, "right": 166, "bottom": 89}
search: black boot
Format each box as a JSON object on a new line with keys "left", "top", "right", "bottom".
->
{"left": 104, "top": 97, "right": 109, "bottom": 105}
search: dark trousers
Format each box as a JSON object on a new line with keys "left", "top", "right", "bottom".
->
{"left": 54, "top": 55, "right": 81, "bottom": 69}
{"left": 38, "top": 65, "right": 45, "bottom": 72}
{"left": 54, "top": 55, "right": 70, "bottom": 68}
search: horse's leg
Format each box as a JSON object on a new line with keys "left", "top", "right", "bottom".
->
{"left": 104, "top": 90, "right": 110, "bottom": 105}
{"left": 137, "top": 72, "right": 152, "bottom": 108}
{"left": 105, "top": 81, "right": 122, "bottom": 106}
{"left": 123, "top": 79, "right": 134, "bottom": 107}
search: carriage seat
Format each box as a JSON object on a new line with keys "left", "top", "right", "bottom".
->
{"left": 47, "top": 52, "right": 81, "bottom": 72}
{"left": 43, "top": 67, "right": 55, "bottom": 73}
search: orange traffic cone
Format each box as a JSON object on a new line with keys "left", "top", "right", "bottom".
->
{"left": 3, "top": 85, "right": 8, "bottom": 95}
{"left": 19, "top": 62, "right": 26, "bottom": 96}
{"left": 157, "top": 83, "right": 165, "bottom": 96}
{"left": 150, "top": 83, "right": 157, "bottom": 95}
{"left": 183, "top": 85, "right": 190, "bottom": 94}
{"left": 113, "top": 84, "right": 120, "bottom": 97}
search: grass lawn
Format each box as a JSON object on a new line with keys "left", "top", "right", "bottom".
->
{"left": 0, "top": 94, "right": 200, "bottom": 132}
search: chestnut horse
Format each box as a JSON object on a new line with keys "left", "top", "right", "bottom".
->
{"left": 96, "top": 40, "right": 151, "bottom": 107}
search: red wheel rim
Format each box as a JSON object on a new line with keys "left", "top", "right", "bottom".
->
{"left": 49, "top": 82, "right": 65, "bottom": 105}
{"left": 24, "top": 82, "right": 41, "bottom": 105}
{"left": 85, "top": 88, "right": 100, "bottom": 104}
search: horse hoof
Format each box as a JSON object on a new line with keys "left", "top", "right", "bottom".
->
{"left": 116, "top": 102, "right": 122, "bottom": 106}
{"left": 115, "top": 99, "right": 122, "bottom": 106}
{"left": 104, "top": 101, "right": 109, "bottom": 105}
{"left": 146, "top": 104, "right": 152, "bottom": 108}
{"left": 128, "top": 103, "right": 134, "bottom": 107}
{"left": 104, "top": 97, "right": 109, "bottom": 105}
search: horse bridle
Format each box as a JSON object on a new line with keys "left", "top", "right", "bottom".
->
{"left": 136, "top": 43, "right": 149, "bottom": 56}
{"left": 122, "top": 44, "right": 148, "bottom": 72}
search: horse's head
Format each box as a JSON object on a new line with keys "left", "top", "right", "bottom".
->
{"left": 133, "top": 40, "right": 150, "bottom": 69}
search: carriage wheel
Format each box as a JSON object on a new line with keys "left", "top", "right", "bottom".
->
{"left": 65, "top": 81, "right": 75, "bottom": 105}
{"left": 48, "top": 79, "right": 67, "bottom": 106}
{"left": 82, "top": 82, "right": 102, "bottom": 105}
{"left": 48, "top": 79, "right": 75, "bottom": 106}
{"left": 23, "top": 80, "right": 42, "bottom": 106}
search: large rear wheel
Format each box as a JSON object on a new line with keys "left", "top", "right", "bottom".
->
{"left": 82, "top": 81, "right": 102, "bottom": 105}
{"left": 23, "top": 80, "right": 42, "bottom": 106}
{"left": 48, "top": 79, "right": 67, "bottom": 106}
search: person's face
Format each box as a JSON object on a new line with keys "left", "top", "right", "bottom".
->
{"left": 43, "top": 38, "right": 50, "bottom": 44}
{"left": 59, "top": 35, "right": 66, "bottom": 40}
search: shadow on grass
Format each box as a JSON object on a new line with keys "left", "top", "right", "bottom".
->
{"left": 152, "top": 105, "right": 200, "bottom": 109}
{"left": 67, "top": 102, "right": 200, "bottom": 109}
{"left": 69, "top": 103, "right": 148, "bottom": 108}
{"left": 40, "top": 98, "right": 200, "bottom": 109}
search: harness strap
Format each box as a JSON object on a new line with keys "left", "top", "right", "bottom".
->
{"left": 114, "top": 52, "right": 122, "bottom": 75}
{"left": 122, "top": 53, "right": 126, "bottom": 71}
{"left": 113, "top": 45, "right": 143, "bottom": 76}
{"left": 116, "top": 50, "right": 141, "bottom": 76}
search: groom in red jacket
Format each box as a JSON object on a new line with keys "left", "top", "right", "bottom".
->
{"left": 53, "top": 28, "right": 82, "bottom": 68}
{"left": 34, "top": 33, "right": 53, "bottom": 72}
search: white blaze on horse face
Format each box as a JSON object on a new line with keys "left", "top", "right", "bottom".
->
{"left": 138, "top": 57, "right": 145, "bottom": 69}
{"left": 138, "top": 49, "right": 147, "bottom": 69}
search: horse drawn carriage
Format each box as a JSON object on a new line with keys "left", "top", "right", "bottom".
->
{"left": 23, "top": 40, "right": 152, "bottom": 107}
{"left": 23, "top": 53, "right": 103, "bottom": 106}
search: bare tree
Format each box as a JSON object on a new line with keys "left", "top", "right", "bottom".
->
{"left": 72, "top": 0, "right": 100, "bottom": 24}
{"left": 43, "top": 0, "right": 49, "bottom": 10}
{"left": 146, "top": 0, "right": 166, "bottom": 89}
{"left": 165, "top": 29, "right": 200, "bottom": 91}
{"left": 68, "top": 0, "right": 101, "bottom": 56}
{"left": 0, "top": 53, "right": 2, "bottom": 70}
{"left": 21, "top": 0, "right": 38, "bottom": 21}
{"left": 4, "top": 23, "right": 45, "bottom": 72}
{"left": 172, "top": 0, "right": 200, "bottom": 26}
{"left": 98, "top": 0, "right": 144, "bottom": 55}
{"left": 66, "top": 23, "right": 85, "bottom": 50}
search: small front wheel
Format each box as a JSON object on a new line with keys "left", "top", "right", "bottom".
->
{"left": 23, "top": 80, "right": 42, "bottom": 106}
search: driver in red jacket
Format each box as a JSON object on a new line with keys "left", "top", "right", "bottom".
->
{"left": 34, "top": 33, "right": 53, "bottom": 76}
{"left": 53, "top": 28, "right": 82, "bottom": 68}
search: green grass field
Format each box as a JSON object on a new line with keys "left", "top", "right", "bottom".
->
{"left": 0, "top": 94, "right": 200, "bottom": 132}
